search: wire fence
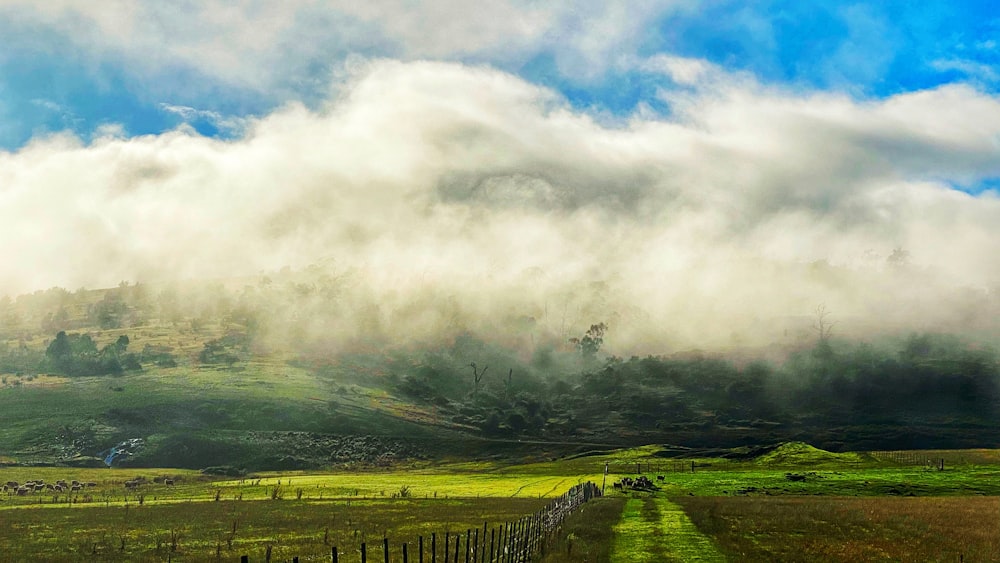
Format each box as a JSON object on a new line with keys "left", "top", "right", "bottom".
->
{"left": 239, "top": 481, "right": 602, "bottom": 563}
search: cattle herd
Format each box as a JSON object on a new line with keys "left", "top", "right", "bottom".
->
{"left": 611, "top": 475, "right": 663, "bottom": 491}
{"left": 2, "top": 475, "right": 176, "bottom": 497}
{"left": 3, "top": 479, "right": 97, "bottom": 496}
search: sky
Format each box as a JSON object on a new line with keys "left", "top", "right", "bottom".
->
{"left": 2, "top": 1, "right": 1000, "bottom": 351}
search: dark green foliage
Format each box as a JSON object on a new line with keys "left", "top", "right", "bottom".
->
{"left": 569, "top": 322, "right": 607, "bottom": 359}
{"left": 89, "top": 292, "right": 129, "bottom": 329}
{"left": 199, "top": 332, "right": 250, "bottom": 365}
{"left": 201, "top": 465, "right": 247, "bottom": 476}
{"left": 43, "top": 331, "right": 141, "bottom": 376}
{"left": 141, "top": 344, "right": 178, "bottom": 368}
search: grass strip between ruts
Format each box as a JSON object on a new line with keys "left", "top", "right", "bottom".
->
{"left": 611, "top": 496, "right": 726, "bottom": 562}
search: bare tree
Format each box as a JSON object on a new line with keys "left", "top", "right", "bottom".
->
{"left": 469, "top": 362, "right": 488, "bottom": 397}
{"left": 813, "top": 304, "right": 835, "bottom": 344}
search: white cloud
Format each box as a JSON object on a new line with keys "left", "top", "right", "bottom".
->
{"left": 2, "top": 60, "right": 1000, "bottom": 350}
{"left": 0, "top": 1, "right": 693, "bottom": 100}
{"left": 931, "top": 58, "right": 999, "bottom": 85}
{"left": 158, "top": 103, "right": 248, "bottom": 135}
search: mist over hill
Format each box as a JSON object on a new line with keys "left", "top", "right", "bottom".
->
{"left": 1, "top": 274, "right": 999, "bottom": 469}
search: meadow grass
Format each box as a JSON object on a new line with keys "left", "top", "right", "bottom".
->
{"left": 0, "top": 496, "right": 550, "bottom": 562}
{"left": 5, "top": 443, "right": 1000, "bottom": 561}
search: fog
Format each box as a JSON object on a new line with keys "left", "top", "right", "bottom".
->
{"left": 3, "top": 59, "right": 1000, "bottom": 353}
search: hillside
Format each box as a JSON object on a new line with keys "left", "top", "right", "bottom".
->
{"left": 2, "top": 278, "right": 1000, "bottom": 470}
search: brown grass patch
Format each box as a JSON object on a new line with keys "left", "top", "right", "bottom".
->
{"left": 539, "top": 497, "right": 626, "bottom": 563}
{"left": 676, "top": 495, "right": 1000, "bottom": 562}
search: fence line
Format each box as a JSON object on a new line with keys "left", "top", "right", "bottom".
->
{"left": 239, "top": 481, "right": 601, "bottom": 563}
{"left": 869, "top": 450, "right": 946, "bottom": 469}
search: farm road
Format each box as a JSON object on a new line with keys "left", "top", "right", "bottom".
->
{"left": 611, "top": 496, "right": 726, "bottom": 562}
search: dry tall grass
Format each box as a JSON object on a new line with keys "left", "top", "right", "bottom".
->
{"left": 677, "top": 495, "right": 1000, "bottom": 562}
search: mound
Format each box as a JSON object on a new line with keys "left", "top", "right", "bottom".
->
{"left": 754, "top": 441, "right": 869, "bottom": 466}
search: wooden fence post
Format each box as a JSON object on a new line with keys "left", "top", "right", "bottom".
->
{"left": 481, "top": 522, "right": 488, "bottom": 563}
{"left": 361, "top": 542, "right": 367, "bottom": 563}
{"left": 454, "top": 532, "right": 460, "bottom": 563}
{"left": 241, "top": 556, "right": 249, "bottom": 563}
{"left": 489, "top": 527, "right": 495, "bottom": 563}
{"left": 332, "top": 546, "right": 338, "bottom": 563}
{"left": 465, "top": 529, "right": 471, "bottom": 563}
{"left": 403, "top": 542, "right": 409, "bottom": 563}
{"left": 444, "top": 532, "right": 449, "bottom": 563}
{"left": 383, "top": 538, "right": 389, "bottom": 563}
{"left": 419, "top": 536, "right": 424, "bottom": 563}
{"left": 432, "top": 533, "right": 436, "bottom": 563}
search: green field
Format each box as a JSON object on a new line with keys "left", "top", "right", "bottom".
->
{"left": 4, "top": 443, "right": 1000, "bottom": 561}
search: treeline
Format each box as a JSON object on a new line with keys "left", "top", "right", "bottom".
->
{"left": 385, "top": 332, "right": 1000, "bottom": 445}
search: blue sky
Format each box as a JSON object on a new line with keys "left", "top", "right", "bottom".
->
{"left": 2, "top": 1, "right": 998, "bottom": 150}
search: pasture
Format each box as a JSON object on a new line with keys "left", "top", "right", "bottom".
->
{"left": 4, "top": 443, "right": 1000, "bottom": 561}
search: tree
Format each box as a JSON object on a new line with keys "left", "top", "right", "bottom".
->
{"left": 812, "top": 304, "right": 835, "bottom": 359}
{"left": 887, "top": 247, "right": 911, "bottom": 269}
{"left": 569, "top": 322, "right": 607, "bottom": 359}
{"left": 90, "top": 292, "right": 128, "bottom": 329}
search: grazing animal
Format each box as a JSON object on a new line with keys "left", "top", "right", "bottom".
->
{"left": 15, "top": 487, "right": 28, "bottom": 496}
{"left": 612, "top": 482, "right": 623, "bottom": 490}
{"left": 85, "top": 482, "right": 97, "bottom": 488}
{"left": 164, "top": 478, "right": 175, "bottom": 485}
{"left": 5, "top": 481, "right": 17, "bottom": 489}
{"left": 70, "top": 484, "right": 82, "bottom": 492}
{"left": 656, "top": 475, "right": 665, "bottom": 481}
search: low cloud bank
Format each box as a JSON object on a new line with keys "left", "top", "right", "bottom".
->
{"left": 3, "top": 59, "right": 1000, "bottom": 352}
